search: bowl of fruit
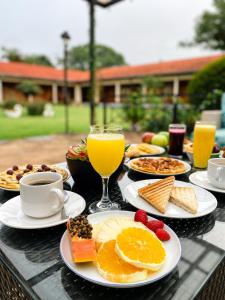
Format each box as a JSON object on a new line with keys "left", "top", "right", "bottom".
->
{"left": 66, "top": 140, "right": 124, "bottom": 186}
{"left": 184, "top": 143, "right": 221, "bottom": 163}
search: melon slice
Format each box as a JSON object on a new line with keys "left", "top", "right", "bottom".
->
{"left": 95, "top": 216, "right": 146, "bottom": 251}
{"left": 69, "top": 235, "right": 97, "bottom": 263}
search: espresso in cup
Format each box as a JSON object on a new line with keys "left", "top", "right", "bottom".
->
{"left": 207, "top": 158, "right": 225, "bottom": 189}
{"left": 20, "top": 172, "right": 65, "bottom": 218}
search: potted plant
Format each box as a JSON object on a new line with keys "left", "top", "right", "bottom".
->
{"left": 66, "top": 140, "right": 124, "bottom": 186}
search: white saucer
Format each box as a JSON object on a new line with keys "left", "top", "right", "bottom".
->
{"left": 189, "top": 171, "right": 225, "bottom": 194}
{"left": 0, "top": 191, "right": 86, "bottom": 229}
{"left": 60, "top": 210, "right": 181, "bottom": 288}
{"left": 124, "top": 179, "right": 217, "bottom": 218}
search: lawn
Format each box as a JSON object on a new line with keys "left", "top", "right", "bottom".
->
{"left": 0, "top": 105, "right": 108, "bottom": 140}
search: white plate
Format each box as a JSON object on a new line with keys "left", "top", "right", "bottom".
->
{"left": 0, "top": 167, "right": 70, "bottom": 192}
{"left": 127, "top": 157, "right": 191, "bottom": 176}
{"left": 60, "top": 210, "right": 181, "bottom": 288}
{"left": 189, "top": 171, "right": 225, "bottom": 194}
{"left": 127, "top": 144, "right": 165, "bottom": 157}
{"left": 0, "top": 191, "right": 85, "bottom": 229}
{"left": 124, "top": 180, "right": 217, "bottom": 219}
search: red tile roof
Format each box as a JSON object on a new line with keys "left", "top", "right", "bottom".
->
{"left": 97, "top": 54, "right": 224, "bottom": 80}
{"left": 0, "top": 61, "right": 89, "bottom": 82}
{"left": 0, "top": 54, "right": 223, "bottom": 83}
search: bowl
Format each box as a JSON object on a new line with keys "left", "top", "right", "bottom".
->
{"left": 66, "top": 156, "right": 124, "bottom": 186}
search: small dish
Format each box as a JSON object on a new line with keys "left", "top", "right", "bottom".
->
{"left": 0, "top": 191, "right": 86, "bottom": 229}
{"left": 189, "top": 171, "right": 225, "bottom": 194}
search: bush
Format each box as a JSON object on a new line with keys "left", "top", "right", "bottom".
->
{"left": 188, "top": 57, "right": 225, "bottom": 109}
{"left": 27, "top": 102, "right": 45, "bottom": 116}
{"left": 123, "top": 92, "right": 145, "bottom": 131}
{"left": 178, "top": 105, "right": 200, "bottom": 134}
{"left": 2, "top": 100, "right": 17, "bottom": 110}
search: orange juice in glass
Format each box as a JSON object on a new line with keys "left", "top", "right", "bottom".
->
{"left": 193, "top": 121, "right": 216, "bottom": 169}
{"left": 87, "top": 125, "right": 125, "bottom": 213}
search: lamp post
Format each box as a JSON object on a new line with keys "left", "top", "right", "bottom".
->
{"left": 61, "top": 31, "right": 71, "bottom": 134}
{"left": 83, "top": 0, "right": 124, "bottom": 125}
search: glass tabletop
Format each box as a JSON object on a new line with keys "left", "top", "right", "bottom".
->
{"left": 0, "top": 162, "right": 225, "bottom": 300}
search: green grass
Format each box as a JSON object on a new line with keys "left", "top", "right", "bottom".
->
{"left": 0, "top": 105, "right": 107, "bottom": 140}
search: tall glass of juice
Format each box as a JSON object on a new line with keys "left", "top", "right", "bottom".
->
{"left": 87, "top": 125, "right": 125, "bottom": 213}
{"left": 193, "top": 121, "right": 216, "bottom": 169}
{"left": 168, "top": 124, "right": 186, "bottom": 157}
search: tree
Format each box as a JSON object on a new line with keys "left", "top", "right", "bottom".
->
{"left": 1, "top": 47, "right": 23, "bottom": 62}
{"left": 187, "top": 57, "right": 225, "bottom": 109}
{"left": 180, "top": 0, "right": 225, "bottom": 50}
{"left": 2, "top": 47, "right": 53, "bottom": 66}
{"left": 23, "top": 55, "right": 53, "bottom": 66}
{"left": 61, "top": 44, "right": 126, "bottom": 70}
{"left": 16, "top": 80, "right": 41, "bottom": 103}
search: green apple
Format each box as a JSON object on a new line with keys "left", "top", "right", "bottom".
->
{"left": 158, "top": 131, "right": 169, "bottom": 141}
{"left": 151, "top": 134, "right": 168, "bottom": 147}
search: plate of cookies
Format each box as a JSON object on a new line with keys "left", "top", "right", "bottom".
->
{"left": 124, "top": 177, "right": 217, "bottom": 218}
{"left": 0, "top": 164, "right": 69, "bottom": 192}
{"left": 128, "top": 157, "right": 191, "bottom": 176}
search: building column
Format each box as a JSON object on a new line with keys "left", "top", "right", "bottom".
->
{"left": 0, "top": 80, "right": 3, "bottom": 103}
{"left": 142, "top": 84, "right": 147, "bottom": 100}
{"left": 74, "top": 84, "right": 82, "bottom": 105}
{"left": 173, "top": 77, "right": 179, "bottom": 97}
{"left": 115, "top": 81, "right": 121, "bottom": 103}
{"left": 52, "top": 84, "right": 58, "bottom": 104}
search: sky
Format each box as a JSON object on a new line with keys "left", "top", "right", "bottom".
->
{"left": 0, "top": 0, "right": 219, "bottom": 66}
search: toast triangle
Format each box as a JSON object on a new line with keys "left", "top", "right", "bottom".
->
{"left": 170, "top": 187, "right": 198, "bottom": 214}
{"left": 138, "top": 176, "right": 175, "bottom": 214}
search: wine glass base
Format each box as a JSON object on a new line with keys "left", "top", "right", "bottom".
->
{"left": 88, "top": 201, "right": 121, "bottom": 214}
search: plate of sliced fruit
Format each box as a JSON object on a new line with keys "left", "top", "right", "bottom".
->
{"left": 60, "top": 210, "right": 181, "bottom": 288}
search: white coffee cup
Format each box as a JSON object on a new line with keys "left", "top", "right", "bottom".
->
{"left": 207, "top": 158, "right": 225, "bottom": 189}
{"left": 20, "top": 172, "right": 65, "bottom": 218}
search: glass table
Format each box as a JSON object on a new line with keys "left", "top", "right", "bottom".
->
{"left": 0, "top": 163, "right": 225, "bottom": 300}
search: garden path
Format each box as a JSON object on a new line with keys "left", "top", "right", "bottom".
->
{"left": 0, "top": 132, "right": 141, "bottom": 170}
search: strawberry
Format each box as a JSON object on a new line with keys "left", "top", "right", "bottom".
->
{"left": 155, "top": 229, "right": 170, "bottom": 241}
{"left": 134, "top": 209, "right": 148, "bottom": 225}
{"left": 146, "top": 220, "right": 164, "bottom": 232}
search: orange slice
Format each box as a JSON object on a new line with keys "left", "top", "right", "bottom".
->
{"left": 116, "top": 227, "right": 166, "bottom": 271}
{"left": 96, "top": 240, "right": 148, "bottom": 283}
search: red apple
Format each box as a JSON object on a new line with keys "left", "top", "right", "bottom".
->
{"left": 142, "top": 132, "right": 155, "bottom": 144}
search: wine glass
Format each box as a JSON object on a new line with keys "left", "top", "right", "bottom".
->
{"left": 87, "top": 125, "right": 125, "bottom": 213}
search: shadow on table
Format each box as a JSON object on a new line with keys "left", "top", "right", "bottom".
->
{"left": 0, "top": 224, "right": 65, "bottom": 263}
{"left": 60, "top": 266, "right": 180, "bottom": 300}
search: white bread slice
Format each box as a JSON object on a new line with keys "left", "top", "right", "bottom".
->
{"left": 138, "top": 176, "right": 175, "bottom": 214}
{"left": 170, "top": 187, "right": 198, "bottom": 214}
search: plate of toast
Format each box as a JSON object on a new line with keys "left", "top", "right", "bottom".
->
{"left": 127, "top": 157, "right": 191, "bottom": 176}
{"left": 124, "top": 176, "right": 217, "bottom": 218}
{"left": 125, "top": 143, "right": 165, "bottom": 158}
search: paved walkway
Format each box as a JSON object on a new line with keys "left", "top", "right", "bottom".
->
{"left": 0, "top": 133, "right": 141, "bottom": 171}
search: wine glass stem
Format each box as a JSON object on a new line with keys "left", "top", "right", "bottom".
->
{"left": 98, "top": 177, "right": 111, "bottom": 208}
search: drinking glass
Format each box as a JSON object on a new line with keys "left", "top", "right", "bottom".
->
{"left": 168, "top": 124, "right": 186, "bottom": 157}
{"left": 87, "top": 125, "right": 125, "bottom": 213}
{"left": 193, "top": 121, "right": 216, "bottom": 169}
